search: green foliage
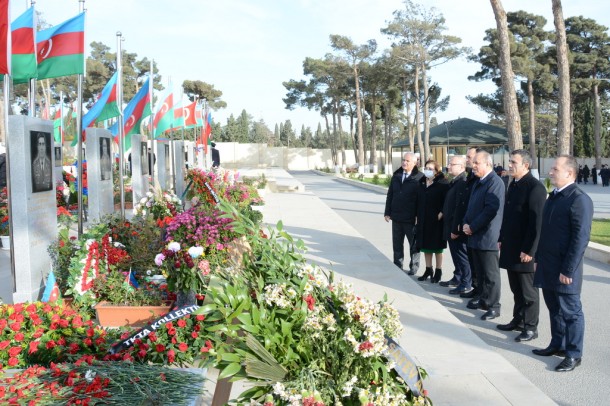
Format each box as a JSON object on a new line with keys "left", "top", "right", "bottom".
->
{"left": 591, "top": 219, "right": 610, "bottom": 246}
{"left": 372, "top": 174, "right": 380, "bottom": 184}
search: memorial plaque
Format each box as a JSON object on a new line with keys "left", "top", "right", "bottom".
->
{"left": 155, "top": 140, "right": 170, "bottom": 190}
{"left": 131, "top": 135, "right": 150, "bottom": 204}
{"left": 8, "top": 116, "right": 57, "bottom": 302}
{"left": 54, "top": 146, "right": 62, "bottom": 167}
{"left": 86, "top": 129, "right": 114, "bottom": 220}
{"left": 173, "top": 140, "right": 185, "bottom": 199}
{"left": 141, "top": 141, "right": 149, "bottom": 175}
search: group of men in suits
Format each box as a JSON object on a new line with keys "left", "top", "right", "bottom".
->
{"left": 387, "top": 148, "right": 593, "bottom": 373}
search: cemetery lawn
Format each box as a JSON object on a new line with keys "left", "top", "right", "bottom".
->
{"left": 591, "top": 219, "right": 610, "bottom": 246}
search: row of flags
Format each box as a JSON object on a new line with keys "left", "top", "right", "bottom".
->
{"left": 1, "top": 2, "right": 214, "bottom": 153}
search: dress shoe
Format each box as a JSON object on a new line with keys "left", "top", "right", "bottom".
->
{"left": 480, "top": 309, "right": 500, "bottom": 320}
{"left": 439, "top": 277, "right": 458, "bottom": 287}
{"left": 449, "top": 286, "right": 472, "bottom": 295}
{"left": 515, "top": 330, "right": 538, "bottom": 342}
{"left": 431, "top": 268, "right": 442, "bottom": 283}
{"left": 418, "top": 267, "right": 434, "bottom": 281}
{"left": 555, "top": 357, "right": 581, "bottom": 372}
{"left": 407, "top": 269, "right": 416, "bottom": 276}
{"left": 532, "top": 346, "right": 566, "bottom": 357}
{"left": 466, "top": 298, "right": 481, "bottom": 309}
{"left": 460, "top": 289, "right": 478, "bottom": 299}
{"left": 496, "top": 320, "right": 523, "bottom": 331}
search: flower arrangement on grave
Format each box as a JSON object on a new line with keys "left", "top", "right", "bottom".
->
{"left": 194, "top": 203, "right": 430, "bottom": 406}
{"left": 47, "top": 207, "right": 78, "bottom": 293}
{"left": 0, "top": 301, "right": 115, "bottom": 370}
{"left": 0, "top": 360, "right": 206, "bottom": 405}
{"left": 185, "top": 167, "right": 238, "bottom": 207}
{"left": 0, "top": 187, "right": 8, "bottom": 236}
{"left": 133, "top": 184, "right": 182, "bottom": 226}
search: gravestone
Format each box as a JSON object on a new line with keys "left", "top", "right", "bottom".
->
{"left": 185, "top": 141, "right": 195, "bottom": 170}
{"left": 155, "top": 140, "right": 170, "bottom": 190}
{"left": 86, "top": 129, "right": 114, "bottom": 221}
{"left": 8, "top": 115, "right": 57, "bottom": 303}
{"left": 53, "top": 144, "right": 63, "bottom": 185}
{"left": 173, "top": 141, "right": 186, "bottom": 199}
{"left": 130, "top": 135, "right": 150, "bottom": 205}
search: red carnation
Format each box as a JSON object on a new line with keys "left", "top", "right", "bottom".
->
{"left": 304, "top": 294, "right": 315, "bottom": 311}
{"left": 0, "top": 340, "right": 10, "bottom": 350}
{"left": 177, "top": 319, "right": 187, "bottom": 328}
{"left": 8, "top": 346, "right": 22, "bottom": 357}
{"left": 148, "top": 332, "right": 157, "bottom": 342}
{"left": 178, "top": 342, "right": 188, "bottom": 352}
{"left": 8, "top": 357, "right": 18, "bottom": 367}
{"left": 13, "top": 333, "right": 25, "bottom": 342}
{"left": 156, "top": 344, "right": 166, "bottom": 353}
{"left": 191, "top": 331, "right": 199, "bottom": 339}
{"left": 28, "top": 341, "right": 39, "bottom": 354}
{"left": 358, "top": 341, "right": 374, "bottom": 352}
{"left": 167, "top": 349, "right": 176, "bottom": 363}
{"left": 46, "top": 340, "right": 57, "bottom": 350}
{"left": 9, "top": 322, "right": 21, "bottom": 331}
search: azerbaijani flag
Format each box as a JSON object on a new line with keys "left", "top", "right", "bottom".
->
{"left": 202, "top": 109, "right": 213, "bottom": 153}
{"left": 82, "top": 71, "right": 119, "bottom": 132}
{"left": 153, "top": 89, "right": 173, "bottom": 138}
{"left": 11, "top": 7, "right": 37, "bottom": 83}
{"left": 53, "top": 107, "right": 63, "bottom": 143}
{"left": 41, "top": 270, "right": 61, "bottom": 302}
{"left": 36, "top": 12, "right": 84, "bottom": 80}
{"left": 183, "top": 100, "right": 197, "bottom": 128}
{"left": 0, "top": 0, "right": 10, "bottom": 75}
{"left": 173, "top": 98, "right": 184, "bottom": 130}
{"left": 110, "top": 76, "right": 151, "bottom": 151}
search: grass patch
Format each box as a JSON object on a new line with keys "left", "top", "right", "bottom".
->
{"left": 591, "top": 219, "right": 610, "bottom": 246}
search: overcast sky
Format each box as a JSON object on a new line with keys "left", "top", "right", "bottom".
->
{"left": 12, "top": 0, "right": 610, "bottom": 132}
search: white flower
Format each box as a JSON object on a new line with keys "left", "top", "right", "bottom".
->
{"left": 146, "top": 191, "right": 153, "bottom": 197}
{"left": 167, "top": 241, "right": 181, "bottom": 252}
{"left": 188, "top": 246, "right": 204, "bottom": 258}
{"left": 140, "top": 197, "right": 147, "bottom": 204}
{"left": 85, "top": 239, "right": 95, "bottom": 250}
{"left": 113, "top": 241, "right": 125, "bottom": 248}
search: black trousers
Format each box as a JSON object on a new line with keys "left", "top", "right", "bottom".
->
{"left": 471, "top": 249, "right": 500, "bottom": 309}
{"left": 391, "top": 221, "right": 419, "bottom": 272}
{"left": 507, "top": 270, "right": 539, "bottom": 330}
{"left": 448, "top": 239, "right": 471, "bottom": 288}
{"left": 542, "top": 289, "right": 585, "bottom": 358}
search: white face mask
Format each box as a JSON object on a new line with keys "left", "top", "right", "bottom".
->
{"left": 423, "top": 169, "right": 434, "bottom": 178}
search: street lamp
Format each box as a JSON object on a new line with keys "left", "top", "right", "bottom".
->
{"left": 443, "top": 121, "right": 454, "bottom": 170}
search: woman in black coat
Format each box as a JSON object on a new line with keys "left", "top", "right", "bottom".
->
{"left": 416, "top": 160, "right": 450, "bottom": 283}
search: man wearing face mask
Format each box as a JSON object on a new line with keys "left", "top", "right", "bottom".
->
{"left": 384, "top": 152, "right": 423, "bottom": 275}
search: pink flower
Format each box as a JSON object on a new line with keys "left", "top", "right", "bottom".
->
{"left": 198, "top": 259, "right": 210, "bottom": 275}
{"left": 154, "top": 253, "right": 166, "bottom": 266}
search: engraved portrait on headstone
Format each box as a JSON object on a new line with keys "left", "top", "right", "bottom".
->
{"left": 31, "top": 131, "right": 53, "bottom": 193}
{"left": 141, "top": 141, "right": 148, "bottom": 175}
{"left": 100, "top": 137, "right": 112, "bottom": 181}
{"left": 54, "top": 147, "right": 62, "bottom": 167}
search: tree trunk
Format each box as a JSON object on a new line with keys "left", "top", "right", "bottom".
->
{"left": 403, "top": 77, "right": 414, "bottom": 151}
{"left": 414, "top": 65, "right": 424, "bottom": 163}
{"left": 593, "top": 82, "right": 602, "bottom": 169}
{"left": 324, "top": 115, "right": 336, "bottom": 166}
{"left": 422, "top": 64, "right": 431, "bottom": 161}
{"left": 370, "top": 102, "right": 377, "bottom": 166}
{"left": 490, "top": 0, "right": 523, "bottom": 150}
{"left": 552, "top": 0, "right": 571, "bottom": 155}
{"left": 527, "top": 80, "right": 537, "bottom": 168}
{"left": 354, "top": 65, "right": 365, "bottom": 172}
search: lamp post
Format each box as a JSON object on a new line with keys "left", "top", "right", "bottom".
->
{"left": 443, "top": 121, "right": 454, "bottom": 170}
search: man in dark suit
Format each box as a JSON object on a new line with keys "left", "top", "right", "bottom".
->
{"left": 533, "top": 155, "right": 593, "bottom": 372}
{"left": 384, "top": 151, "right": 423, "bottom": 275}
{"left": 462, "top": 150, "right": 505, "bottom": 320}
{"left": 211, "top": 142, "right": 220, "bottom": 168}
{"left": 440, "top": 155, "right": 473, "bottom": 294}
{"left": 497, "top": 149, "right": 547, "bottom": 342}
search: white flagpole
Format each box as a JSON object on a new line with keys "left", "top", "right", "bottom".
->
{"left": 116, "top": 32, "right": 125, "bottom": 219}
{"left": 149, "top": 60, "right": 155, "bottom": 185}
{"left": 75, "top": 0, "right": 86, "bottom": 235}
{"left": 3, "top": 74, "right": 16, "bottom": 292}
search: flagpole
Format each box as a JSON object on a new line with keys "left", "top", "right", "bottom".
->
{"left": 116, "top": 32, "right": 125, "bottom": 219}
{"left": 26, "top": 2, "right": 35, "bottom": 118}
{"left": 76, "top": 0, "right": 86, "bottom": 236}
{"left": 3, "top": 75, "right": 16, "bottom": 293}
{"left": 149, "top": 60, "right": 155, "bottom": 186}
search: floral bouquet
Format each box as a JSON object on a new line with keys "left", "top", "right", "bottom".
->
{"left": 134, "top": 184, "right": 182, "bottom": 226}
{"left": 0, "top": 187, "right": 8, "bottom": 236}
{"left": 185, "top": 168, "right": 238, "bottom": 207}
{"left": 155, "top": 241, "right": 210, "bottom": 297}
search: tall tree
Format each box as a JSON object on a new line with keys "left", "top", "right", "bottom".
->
{"left": 552, "top": 0, "right": 572, "bottom": 155}
{"left": 329, "top": 35, "right": 377, "bottom": 172}
{"left": 490, "top": 0, "right": 523, "bottom": 150}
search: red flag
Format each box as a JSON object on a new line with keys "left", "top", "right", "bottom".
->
{"left": 0, "top": 0, "right": 10, "bottom": 75}
{"left": 183, "top": 101, "right": 197, "bottom": 128}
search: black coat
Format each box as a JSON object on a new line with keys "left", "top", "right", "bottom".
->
{"left": 0, "top": 153, "right": 6, "bottom": 188}
{"left": 384, "top": 166, "right": 423, "bottom": 223}
{"left": 498, "top": 172, "right": 547, "bottom": 272}
{"left": 441, "top": 171, "right": 468, "bottom": 241}
{"left": 534, "top": 184, "right": 593, "bottom": 294}
{"left": 211, "top": 147, "right": 220, "bottom": 167}
{"left": 416, "top": 173, "right": 449, "bottom": 250}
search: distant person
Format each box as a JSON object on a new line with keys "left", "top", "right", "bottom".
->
{"left": 462, "top": 150, "right": 505, "bottom": 321}
{"left": 416, "top": 160, "right": 449, "bottom": 283}
{"left": 577, "top": 165, "right": 583, "bottom": 184}
{"left": 32, "top": 133, "right": 52, "bottom": 192}
{"left": 533, "top": 155, "right": 593, "bottom": 372}
{"left": 601, "top": 165, "right": 610, "bottom": 187}
{"left": 384, "top": 151, "right": 423, "bottom": 276}
{"left": 148, "top": 147, "right": 156, "bottom": 175}
{"left": 582, "top": 164, "right": 590, "bottom": 185}
{"left": 0, "top": 152, "right": 6, "bottom": 188}
{"left": 591, "top": 166, "right": 597, "bottom": 185}
{"left": 211, "top": 142, "right": 220, "bottom": 168}
{"left": 498, "top": 149, "right": 547, "bottom": 343}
